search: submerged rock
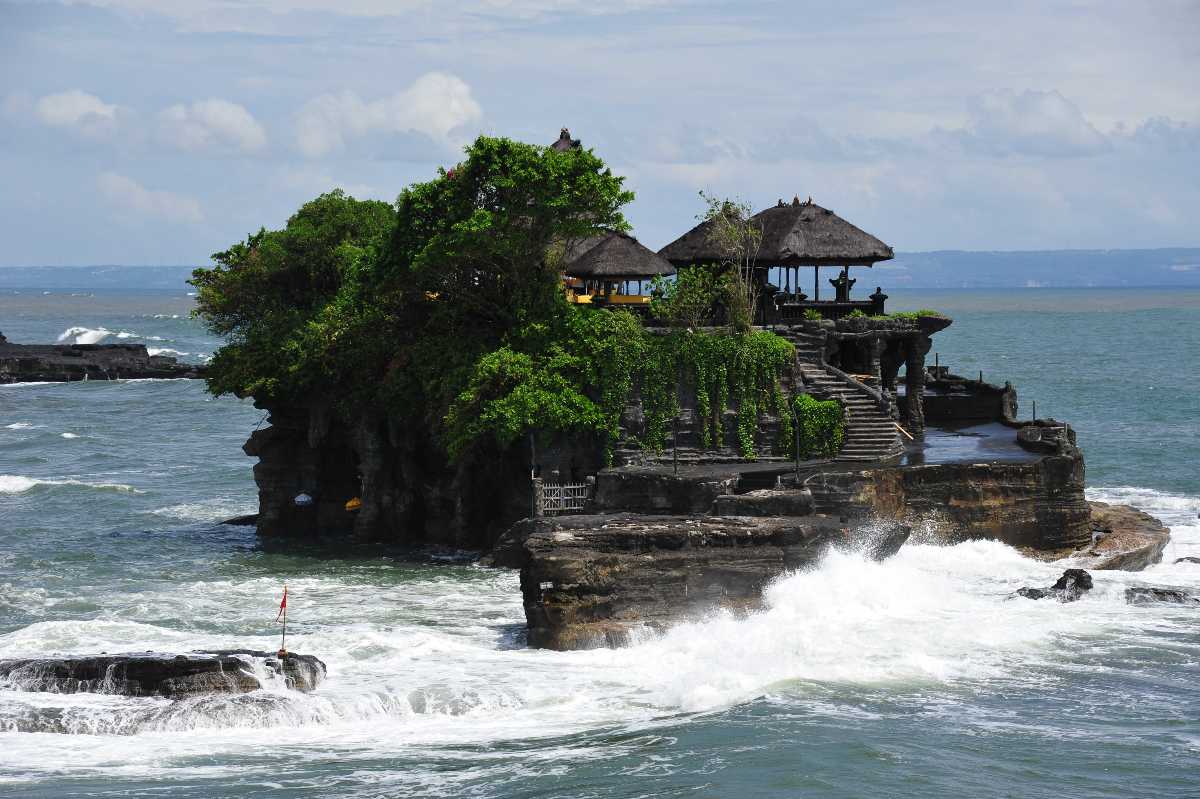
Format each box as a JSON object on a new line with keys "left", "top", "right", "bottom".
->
{"left": 1174, "top": 557, "right": 1200, "bottom": 565}
{"left": 1124, "top": 587, "right": 1199, "bottom": 606}
{"left": 0, "top": 650, "right": 325, "bottom": 697}
{"left": 1013, "top": 568, "right": 1093, "bottom": 603}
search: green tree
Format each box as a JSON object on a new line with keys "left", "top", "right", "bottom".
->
{"left": 649, "top": 265, "right": 724, "bottom": 329}
{"left": 698, "top": 192, "right": 763, "bottom": 333}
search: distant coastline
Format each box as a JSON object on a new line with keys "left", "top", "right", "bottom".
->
{"left": 3, "top": 248, "right": 1198, "bottom": 290}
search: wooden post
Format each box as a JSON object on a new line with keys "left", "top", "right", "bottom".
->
{"left": 979, "top": 370, "right": 983, "bottom": 384}
{"left": 813, "top": 266, "right": 819, "bottom": 301}
{"left": 1032, "top": 400, "right": 1037, "bottom": 421}
{"left": 531, "top": 478, "right": 544, "bottom": 518}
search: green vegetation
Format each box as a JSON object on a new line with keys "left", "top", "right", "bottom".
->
{"left": 696, "top": 192, "right": 762, "bottom": 332}
{"left": 802, "top": 309, "right": 823, "bottom": 321}
{"left": 649, "top": 265, "right": 723, "bottom": 329}
{"left": 193, "top": 135, "right": 797, "bottom": 466}
{"left": 882, "top": 309, "right": 944, "bottom": 321}
{"left": 793, "top": 393, "right": 845, "bottom": 459}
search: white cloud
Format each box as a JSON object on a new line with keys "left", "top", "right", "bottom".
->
{"left": 294, "top": 72, "right": 482, "bottom": 157}
{"left": 158, "top": 99, "right": 268, "bottom": 153}
{"left": 34, "top": 90, "right": 119, "bottom": 135}
{"left": 960, "top": 89, "right": 1110, "bottom": 158}
{"left": 96, "top": 172, "right": 204, "bottom": 224}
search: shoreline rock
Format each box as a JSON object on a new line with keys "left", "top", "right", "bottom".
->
{"left": 0, "top": 650, "right": 325, "bottom": 697}
{"left": 1125, "top": 587, "right": 1199, "bottom": 606}
{"left": 0, "top": 339, "right": 204, "bottom": 384}
{"left": 1013, "top": 568, "right": 1094, "bottom": 602}
{"left": 495, "top": 512, "right": 908, "bottom": 650}
{"left": 1021, "top": 502, "right": 1170, "bottom": 571}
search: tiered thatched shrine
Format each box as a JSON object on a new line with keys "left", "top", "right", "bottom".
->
{"left": 658, "top": 196, "right": 895, "bottom": 321}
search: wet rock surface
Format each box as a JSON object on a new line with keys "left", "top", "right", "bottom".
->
{"left": 0, "top": 650, "right": 325, "bottom": 696}
{"left": 0, "top": 340, "right": 204, "bottom": 383}
{"left": 1013, "top": 568, "right": 1094, "bottom": 602}
{"left": 1021, "top": 502, "right": 1171, "bottom": 571}
{"left": 494, "top": 512, "right": 910, "bottom": 650}
{"left": 1124, "top": 587, "right": 1199, "bottom": 606}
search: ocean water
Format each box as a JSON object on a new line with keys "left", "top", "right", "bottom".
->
{"left": 1, "top": 287, "right": 1198, "bottom": 798}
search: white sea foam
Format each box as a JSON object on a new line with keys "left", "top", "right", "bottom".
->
{"left": 147, "top": 348, "right": 188, "bottom": 357}
{"left": 4, "top": 422, "right": 39, "bottom": 430}
{"left": 56, "top": 326, "right": 112, "bottom": 345}
{"left": 60, "top": 432, "right": 80, "bottom": 439}
{"left": 0, "top": 486, "right": 1197, "bottom": 794}
{"left": 0, "top": 474, "right": 141, "bottom": 494}
{"left": 152, "top": 499, "right": 255, "bottom": 522}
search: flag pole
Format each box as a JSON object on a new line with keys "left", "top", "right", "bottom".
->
{"left": 277, "top": 583, "right": 288, "bottom": 659}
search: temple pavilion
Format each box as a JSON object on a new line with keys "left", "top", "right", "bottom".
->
{"left": 562, "top": 232, "right": 676, "bottom": 308}
{"left": 658, "top": 196, "right": 895, "bottom": 322}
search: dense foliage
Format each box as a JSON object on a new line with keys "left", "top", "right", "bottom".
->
{"left": 444, "top": 308, "right": 796, "bottom": 462}
{"left": 194, "top": 134, "right": 796, "bottom": 465}
{"left": 649, "top": 265, "right": 724, "bottom": 329}
{"left": 793, "top": 393, "right": 846, "bottom": 458}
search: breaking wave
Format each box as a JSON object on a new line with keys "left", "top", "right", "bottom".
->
{"left": 57, "top": 326, "right": 112, "bottom": 345}
{"left": 0, "top": 475, "right": 141, "bottom": 494}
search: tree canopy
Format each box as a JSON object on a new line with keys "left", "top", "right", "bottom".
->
{"left": 192, "top": 135, "right": 634, "bottom": 450}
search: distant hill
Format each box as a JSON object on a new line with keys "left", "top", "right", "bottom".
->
{"left": 2, "top": 250, "right": 1199, "bottom": 290}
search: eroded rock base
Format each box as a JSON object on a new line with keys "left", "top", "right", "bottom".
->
{"left": 0, "top": 650, "right": 326, "bottom": 697}
{"left": 496, "top": 513, "right": 910, "bottom": 650}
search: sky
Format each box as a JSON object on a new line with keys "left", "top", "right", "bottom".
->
{"left": 0, "top": 0, "right": 1197, "bottom": 266}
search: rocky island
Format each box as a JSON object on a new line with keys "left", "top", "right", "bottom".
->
{"left": 189, "top": 130, "right": 1176, "bottom": 651}
{"left": 0, "top": 330, "right": 204, "bottom": 383}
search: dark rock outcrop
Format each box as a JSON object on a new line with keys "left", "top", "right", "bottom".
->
{"left": 245, "top": 402, "right": 591, "bottom": 547}
{"left": 1175, "top": 557, "right": 1200, "bottom": 565}
{"left": 0, "top": 650, "right": 325, "bottom": 696}
{"left": 497, "top": 513, "right": 847, "bottom": 649}
{"left": 0, "top": 340, "right": 203, "bottom": 383}
{"left": 712, "top": 487, "right": 814, "bottom": 517}
{"left": 1022, "top": 502, "right": 1171, "bottom": 571}
{"left": 1013, "top": 568, "right": 1094, "bottom": 603}
{"left": 1124, "top": 587, "right": 1199, "bottom": 606}
{"left": 813, "top": 448, "right": 1091, "bottom": 550}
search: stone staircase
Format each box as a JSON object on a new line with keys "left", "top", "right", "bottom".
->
{"left": 785, "top": 329, "right": 903, "bottom": 463}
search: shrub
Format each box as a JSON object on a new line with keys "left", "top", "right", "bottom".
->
{"left": 792, "top": 393, "right": 845, "bottom": 459}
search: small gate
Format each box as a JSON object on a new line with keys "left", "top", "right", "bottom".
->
{"left": 532, "top": 477, "right": 592, "bottom": 516}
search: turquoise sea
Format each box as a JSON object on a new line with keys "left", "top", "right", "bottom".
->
{"left": 1, "top": 286, "right": 1198, "bottom": 798}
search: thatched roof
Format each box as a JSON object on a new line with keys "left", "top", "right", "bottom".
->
{"left": 658, "top": 196, "right": 894, "bottom": 267}
{"left": 564, "top": 232, "right": 676, "bottom": 279}
{"left": 550, "top": 127, "right": 581, "bottom": 151}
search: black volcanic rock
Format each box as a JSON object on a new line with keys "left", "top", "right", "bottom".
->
{"left": 1124, "top": 587, "right": 1199, "bottom": 606}
{"left": 1013, "top": 569, "right": 1093, "bottom": 603}
{"left": 0, "top": 650, "right": 325, "bottom": 696}
{"left": 1174, "top": 557, "right": 1200, "bottom": 565}
{"left": 0, "top": 339, "right": 204, "bottom": 383}
{"left": 497, "top": 512, "right": 846, "bottom": 650}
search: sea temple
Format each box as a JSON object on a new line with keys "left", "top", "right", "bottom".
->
{"left": 209, "top": 130, "right": 1172, "bottom": 649}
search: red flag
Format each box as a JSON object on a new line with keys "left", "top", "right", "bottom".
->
{"left": 275, "top": 585, "right": 287, "bottom": 622}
